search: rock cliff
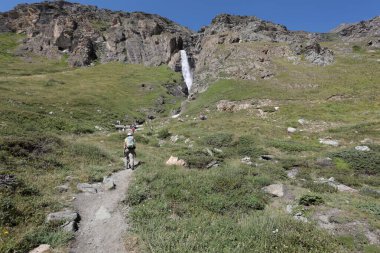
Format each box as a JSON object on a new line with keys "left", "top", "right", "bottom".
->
{"left": 0, "top": 1, "right": 350, "bottom": 92}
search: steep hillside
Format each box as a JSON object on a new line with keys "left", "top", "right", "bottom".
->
{"left": 0, "top": 1, "right": 379, "bottom": 253}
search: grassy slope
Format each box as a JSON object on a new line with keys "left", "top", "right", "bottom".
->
{"left": 1, "top": 31, "right": 379, "bottom": 253}
{"left": 0, "top": 33, "right": 183, "bottom": 252}
{"left": 126, "top": 42, "right": 380, "bottom": 252}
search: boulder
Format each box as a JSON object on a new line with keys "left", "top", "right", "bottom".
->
{"left": 319, "top": 138, "right": 339, "bottom": 147}
{"left": 316, "top": 157, "right": 333, "bottom": 167}
{"left": 61, "top": 221, "right": 78, "bottom": 233}
{"left": 46, "top": 210, "right": 79, "bottom": 224}
{"left": 286, "top": 168, "right": 299, "bottom": 179}
{"left": 29, "top": 244, "right": 51, "bottom": 253}
{"left": 166, "top": 156, "right": 186, "bottom": 167}
{"left": 103, "top": 177, "right": 116, "bottom": 191}
{"left": 77, "top": 183, "right": 98, "bottom": 193}
{"left": 262, "top": 184, "right": 285, "bottom": 197}
{"left": 241, "top": 156, "right": 253, "bottom": 166}
{"left": 355, "top": 146, "right": 370, "bottom": 151}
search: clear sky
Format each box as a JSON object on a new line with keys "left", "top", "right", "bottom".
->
{"left": 1, "top": 0, "right": 379, "bottom": 32}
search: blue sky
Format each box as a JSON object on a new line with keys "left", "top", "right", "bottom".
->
{"left": 1, "top": 0, "right": 379, "bottom": 32}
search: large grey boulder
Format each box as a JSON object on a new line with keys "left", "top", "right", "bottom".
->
{"left": 262, "top": 184, "right": 285, "bottom": 197}
{"left": 46, "top": 210, "right": 79, "bottom": 224}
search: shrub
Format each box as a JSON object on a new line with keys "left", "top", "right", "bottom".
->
{"left": 271, "top": 140, "right": 320, "bottom": 152}
{"left": 157, "top": 128, "right": 171, "bottom": 139}
{"left": 134, "top": 134, "right": 149, "bottom": 145}
{"left": 203, "top": 133, "right": 233, "bottom": 148}
{"left": 331, "top": 150, "right": 380, "bottom": 175}
{"left": 236, "top": 135, "right": 263, "bottom": 158}
{"left": 352, "top": 45, "right": 362, "bottom": 52}
{"left": 299, "top": 194, "right": 324, "bottom": 206}
{"left": 360, "top": 187, "right": 380, "bottom": 198}
{"left": 0, "top": 196, "right": 20, "bottom": 226}
{"left": 302, "top": 181, "right": 337, "bottom": 193}
{"left": 181, "top": 150, "right": 214, "bottom": 169}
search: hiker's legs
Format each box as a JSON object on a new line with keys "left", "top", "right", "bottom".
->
{"left": 128, "top": 152, "right": 134, "bottom": 170}
{"left": 124, "top": 149, "right": 130, "bottom": 169}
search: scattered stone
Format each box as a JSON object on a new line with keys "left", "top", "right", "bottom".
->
{"left": 158, "top": 140, "right": 166, "bottom": 147}
{"left": 355, "top": 146, "right": 370, "bottom": 151}
{"left": 46, "top": 210, "right": 79, "bottom": 224}
{"left": 360, "top": 138, "right": 373, "bottom": 144}
{"left": 204, "top": 148, "right": 214, "bottom": 157}
{"left": 286, "top": 204, "right": 293, "bottom": 214}
{"left": 334, "top": 184, "right": 358, "bottom": 193}
{"left": 241, "top": 156, "right": 253, "bottom": 166}
{"left": 29, "top": 244, "right": 51, "bottom": 253}
{"left": 319, "top": 138, "right": 339, "bottom": 147}
{"left": 95, "top": 206, "right": 112, "bottom": 221}
{"left": 166, "top": 156, "right": 186, "bottom": 167}
{"left": 293, "top": 212, "right": 308, "bottom": 223}
{"left": 65, "top": 176, "right": 78, "bottom": 182}
{"left": 213, "top": 148, "right": 223, "bottom": 154}
{"left": 199, "top": 114, "right": 208, "bottom": 120}
{"left": 287, "top": 127, "right": 297, "bottom": 133}
{"left": 170, "top": 135, "right": 179, "bottom": 143}
{"left": 286, "top": 168, "right": 299, "bottom": 179}
{"left": 77, "top": 183, "right": 98, "bottom": 194}
{"left": 55, "top": 184, "right": 69, "bottom": 193}
{"left": 0, "top": 174, "right": 18, "bottom": 190}
{"left": 61, "top": 221, "right": 78, "bottom": 232}
{"left": 206, "top": 160, "right": 219, "bottom": 169}
{"left": 103, "top": 177, "right": 116, "bottom": 191}
{"left": 261, "top": 155, "right": 275, "bottom": 161}
{"left": 317, "top": 177, "right": 358, "bottom": 193}
{"left": 262, "top": 184, "right": 284, "bottom": 197}
{"left": 298, "top": 118, "right": 307, "bottom": 125}
{"left": 316, "top": 157, "right": 333, "bottom": 167}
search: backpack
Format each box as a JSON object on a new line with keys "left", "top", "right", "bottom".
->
{"left": 126, "top": 136, "right": 136, "bottom": 148}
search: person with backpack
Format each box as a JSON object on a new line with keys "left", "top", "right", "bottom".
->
{"left": 124, "top": 132, "right": 136, "bottom": 170}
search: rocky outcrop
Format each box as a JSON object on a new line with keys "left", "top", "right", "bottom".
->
{"left": 1, "top": 1, "right": 192, "bottom": 67}
{"left": 332, "top": 16, "right": 380, "bottom": 42}
{"left": 1, "top": 2, "right": 339, "bottom": 92}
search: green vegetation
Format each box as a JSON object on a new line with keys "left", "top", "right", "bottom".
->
{"left": 1, "top": 31, "right": 380, "bottom": 252}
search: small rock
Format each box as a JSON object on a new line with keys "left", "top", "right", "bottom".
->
{"left": 298, "top": 119, "right": 307, "bottom": 125}
{"left": 316, "top": 157, "right": 333, "bottom": 167}
{"left": 29, "top": 244, "right": 51, "bottom": 253}
{"left": 261, "top": 155, "right": 275, "bottom": 161}
{"left": 287, "top": 127, "right": 297, "bottom": 133}
{"left": 166, "top": 156, "right": 186, "bottom": 167}
{"left": 46, "top": 210, "right": 79, "bottom": 224}
{"left": 61, "top": 221, "right": 78, "bottom": 233}
{"left": 206, "top": 160, "right": 219, "bottom": 169}
{"left": 293, "top": 212, "right": 308, "bottom": 223}
{"left": 287, "top": 168, "right": 299, "bottom": 179}
{"left": 241, "top": 156, "right": 253, "bottom": 166}
{"left": 170, "top": 135, "right": 179, "bottom": 143}
{"left": 103, "top": 177, "right": 116, "bottom": 191}
{"left": 55, "top": 184, "right": 69, "bottom": 193}
{"left": 355, "top": 146, "right": 370, "bottom": 151}
{"left": 199, "top": 114, "right": 207, "bottom": 120}
{"left": 319, "top": 138, "right": 339, "bottom": 147}
{"left": 158, "top": 140, "right": 166, "bottom": 147}
{"left": 262, "top": 184, "right": 284, "bottom": 197}
{"left": 286, "top": 204, "right": 293, "bottom": 214}
{"left": 204, "top": 148, "right": 214, "bottom": 157}
{"left": 213, "top": 148, "right": 223, "bottom": 154}
{"left": 77, "top": 183, "right": 97, "bottom": 194}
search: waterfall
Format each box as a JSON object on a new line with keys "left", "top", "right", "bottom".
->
{"left": 180, "top": 50, "right": 193, "bottom": 93}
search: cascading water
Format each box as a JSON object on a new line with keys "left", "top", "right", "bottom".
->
{"left": 180, "top": 50, "right": 193, "bottom": 93}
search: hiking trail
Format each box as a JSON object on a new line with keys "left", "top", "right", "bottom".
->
{"left": 70, "top": 168, "right": 133, "bottom": 253}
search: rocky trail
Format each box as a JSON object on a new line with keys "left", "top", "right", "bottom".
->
{"left": 69, "top": 168, "right": 133, "bottom": 253}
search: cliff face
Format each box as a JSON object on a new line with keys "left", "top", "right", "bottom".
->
{"left": 0, "top": 1, "right": 342, "bottom": 92}
{"left": 0, "top": 1, "right": 193, "bottom": 67}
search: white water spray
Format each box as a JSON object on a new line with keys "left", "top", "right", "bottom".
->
{"left": 180, "top": 50, "right": 193, "bottom": 93}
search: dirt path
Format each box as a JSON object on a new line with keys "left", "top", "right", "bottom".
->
{"left": 70, "top": 169, "right": 133, "bottom": 253}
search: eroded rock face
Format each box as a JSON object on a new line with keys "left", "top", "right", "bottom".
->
{"left": 1, "top": 2, "right": 338, "bottom": 92}
{"left": 332, "top": 16, "right": 380, "bottom": 42}
{"left": 1, "top": 1, "right": 192, "bottom": 67}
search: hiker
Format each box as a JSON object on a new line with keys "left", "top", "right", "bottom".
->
{"left": 130, "top": 123, "right": 137, "bottom": 133}
{"left": 124, "top": 132, "right": 136, "bottom": 169}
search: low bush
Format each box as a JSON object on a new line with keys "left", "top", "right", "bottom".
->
{"left": 0, "top": 196, "right": 20, "bottom": 226}
{"left": 271, "top": 140, "right": 320, "bottom": 153}
{"left": 331, "top": 149, "right": 380, "bottom": 175}
{"left": 302, "top": 181, "right": 337, "bottom": 193}
{"left": 203, "top": 133, "right": 233, "bottom": 148}
{"left": 157, "top": 128, "right": 171, "bottom": 139}
{"left": 180, "top": 149, "right": 214, "bottom": 169}
{"left": 236, "top": 135, "right": 263, "bottom": 158}
{"left": 299, "top": 194, "right": 324, "bottom": 206}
